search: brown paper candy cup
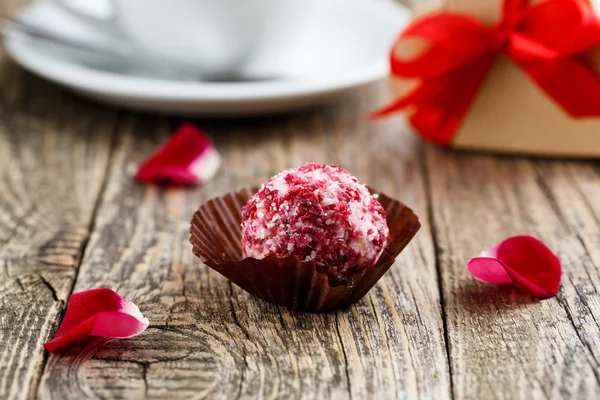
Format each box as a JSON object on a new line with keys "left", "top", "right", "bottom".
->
{"left": 189, "top": 186, "right": 420, "bottom": 312}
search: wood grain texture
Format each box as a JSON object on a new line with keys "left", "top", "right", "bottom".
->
{"left": 426, "top": 149, "right": 600, "bottom": 399}
{"left": 39, "top": 86, "right": 450, "bottom": 399}
{"left": 0, "top": 4, "right": 118, "bottom": 398}
{"left": 3, "top": 0, "right": 600, "bottom": 398}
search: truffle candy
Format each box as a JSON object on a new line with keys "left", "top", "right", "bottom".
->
{"left": 241, "top": 163, "right": 389, "bottom": 285}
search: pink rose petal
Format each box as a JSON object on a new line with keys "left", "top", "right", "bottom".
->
{"left": 44, "top": 288, "right": 149, "bottom": 353}
{"left": 135, "top": 123, "right": 221, "bottom": 185}
{"left": 467, "top": 235, "right": 562, "bottom": 299}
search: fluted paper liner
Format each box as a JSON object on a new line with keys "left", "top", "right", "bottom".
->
{"left": 189, "top": 187, "right": 420, "bottom": 312}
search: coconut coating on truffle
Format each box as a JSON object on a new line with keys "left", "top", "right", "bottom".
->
{"left": 241, "top": 163, "right": 389, "bottom": 285}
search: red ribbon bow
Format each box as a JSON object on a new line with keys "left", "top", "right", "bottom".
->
{"left": 372, "top": 0, "right": 600, "bottom": 145}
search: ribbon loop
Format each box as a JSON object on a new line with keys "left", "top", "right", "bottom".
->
{"left": 391, "top": 13, "right": 496, "bottom": 78}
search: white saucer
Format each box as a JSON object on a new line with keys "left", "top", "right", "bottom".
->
{"left": 5, "top": 0, "right": 411, "bottom": 116}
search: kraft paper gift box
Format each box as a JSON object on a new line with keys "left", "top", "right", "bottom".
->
{"left": 383, "top": 0, "right": 600, "bottom": 157}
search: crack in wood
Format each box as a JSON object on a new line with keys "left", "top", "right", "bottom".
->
{"left": 63, "top": 123, "right": 119, "bottom": 296}
{"left": 561, "top": 276, "right": 600, "bottom": 369}
{"left": 228, "top": 281, "right": 251, "bottom": 341}
{"left": 226, "top": 281, "right": 251, "bottom": 400}
{"left": 275, "top": 307, "right": 287, "bottom": 331}
{"left": 94, "top": 353, "right": 194, "bottom": 364}
{"left": 532, "top": 163, "right": 600, "bottom": 387}
{"left": 38, "top": 275, "right": 59, "bottom": 303}
{"left": 181, "top": 271, "right": 188, "bottom": 307}
{"left": 567, "top": 271, "right": 600, "bottom": 334}
{"left": 15, "top": 277, "right": 26, "bottom": 294}
{"left": 31, "top": 112, "right": 122, "bottom": 398}
{"left": 141, "top": 363, "right": 149, "bottom": 398}
{"left": 572, "top": 235, "right": 600, "bottom": 314}
{"left": 334, "top": 312, "right": 352, "bottom": 400}
{"left": 366, "top": 292, "right": 401, "bottom": 399}
{"left": 555, "top": 294, "right": 600, "bottom": 387}
{"left": 422, "top": 149, "right": 455, "bottom": 400}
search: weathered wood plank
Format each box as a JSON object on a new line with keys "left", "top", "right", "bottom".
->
{"left": 329, "top": 89, "right": 451, "bottom": 399}
{"left": 40, "top": 84, "right": 450, "bottom": 399}
{"left": 534, "top": 161, "right": 600, "bottom": 369}
{"left": 426, "top": 149, "right": 600, "bottom": 399}
{"left": 0, "top": 3, "right": 118, "bottom": 398}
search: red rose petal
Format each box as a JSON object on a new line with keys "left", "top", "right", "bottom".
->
{"left": 467, "top": 253, "right": 512, "bottom": 284}
{"left": 135, "top": 123, "right": 221, "bottom": 185}
{"left": 44, "top": 288, "right": 149, "bottom": 353}
{"left": 467, "top": 235, "right": 562, "bottom": 299}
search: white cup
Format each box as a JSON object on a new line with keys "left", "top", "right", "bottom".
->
{"left": 51, "top": 0, "right": 313, "bottom": 77}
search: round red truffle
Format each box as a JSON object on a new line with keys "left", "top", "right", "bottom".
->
{"left": 241, "top": 163, "right": 389, "bottom": 285}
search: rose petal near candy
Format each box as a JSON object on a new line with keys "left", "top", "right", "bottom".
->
{"left": 44, "top": 288, "right": 149, "bottom": 353}
{"left": 135, "top": 123, "right": 221, "bottom": 185}
{"left": 466, "top": 235, "right": 561, "bottom": 299}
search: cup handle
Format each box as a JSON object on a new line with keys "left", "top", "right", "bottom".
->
{"left": 50, "top": 0, "right": 116, "bottom": 31}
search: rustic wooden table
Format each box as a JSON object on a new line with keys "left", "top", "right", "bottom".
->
{"left": 2, "top": 0, "right": 600, "bottom": 399}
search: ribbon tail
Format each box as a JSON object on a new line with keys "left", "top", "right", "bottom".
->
{"left": 371, "top": 55, "right": 495, "bottom": 146}
{"left": 369, "top": 86, "right": 423, "bottom": 119}
{"left": 523, "top": 58, "right": 600, "bottom": 117}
